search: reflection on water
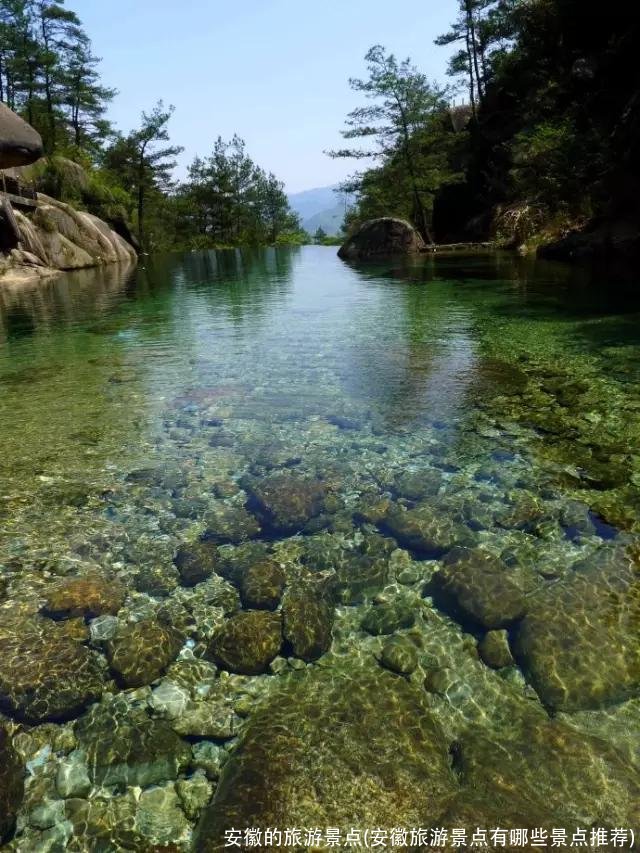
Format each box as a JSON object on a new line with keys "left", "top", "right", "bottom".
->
{"left": 1, "top": 247, "right": 640, "bottom": 850}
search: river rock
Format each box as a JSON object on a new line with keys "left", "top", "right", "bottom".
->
{"left": 432, "top": 547, "right": 537, "bottom": 629}
{"left": 303, "top": 531, "right": 393, "bottom": 604}
{"left": 195, "top": 662, "right": 457, "bottom": 850}
{"left": 337, "top": 217, "right": 426, "bottom": 260}
{"left": 207, "top": 610, "right": 282, "bottom": 675}
{"left": 106, "top": 619, "right": 183, "bottom": 687}
{"left": 173, "top": 541, "right": 217, "bottom": 586}
{"left": 478, "top": 629, "right": 514, "bottom": 669}
{"left": 282, "top": 575, "right": 335, "bottom": 661}
{"left": 0, "top": 726, "right": 24, "bottom": 843}
{"left": 244, "top": 472, "right": 326, "bottom": 533}
{"left": 239, "top": 558, "right": 285, "bottom": 610}
{"left": 361, "top": 599, "right": 416, "bottom": 635}
{"left": 380, "top": 635, "right": 419, "bottom": 675}
{"left": 513, "top": 545, "right": 640, "bottom": 710}
{"left": 0, "top": 613, "right": 104, "bottom": 723}
{"left": 42, "top": 571, "right": 125, "bottom": 620}
{"left": 383, "top": 502, "right": 472, "bottom": 556}
{"left": 75, "top": 699, "right": 190, "bottom": 789}
{"left": 202, "top": 503, "right": 261, "bottom": 544}
{"left": 0, "top": 101, "right": 43, "bottom": 168}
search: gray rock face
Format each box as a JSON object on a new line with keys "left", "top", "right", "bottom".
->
{"left": 338, "top": 217, "right": 426, "bottom": 260}
{"left": 0, "top": 102, "right": 43, "bottom": 168}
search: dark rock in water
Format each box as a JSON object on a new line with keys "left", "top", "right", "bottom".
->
{"left": 244, "top": 473, "right": 326, "bottom": 534}
{"left": 202, "top": 504, "right": 261, "bottom": 544}
{"left": 239, "top": 559, "right": 285, "bottom": 610}
{"left": 174, "top": 541, "right": 217, "bottom": 586}
{"left": 207, "top": 611, "right": 282, "bottom": 675}
{"left": 383, "top": 502, "right": 472, "bottom": 557}
{"left": 282, "top": 574, "right": 335, "bottom": 661}
{"left": 75, "top": 700, "right": 190, "bottom": 789}
{"left": 441, "top": 713, "right": 640, "bottom": 840}
{"left": 42, "top": 571, "right": 125, "bottom": 620}
{"left": 380, "top": 635, "right": 419, "bottom": 675}
{"left": 361, "top": 599, "right": 416, "bottom": 636}
{"left": 326, "top": 414, "right": 361, "bottom": 430}
{"left": 432, "top": 547, "right": 537, "bottom": 629}
{"left": 106, "top": 619, "right": 183, "bottom": 687}
{"left": 195, "top": 663, "right": 457, "bottom": 850}
{"left": 478, "top": 629, "right": 514, "bottom": 669}
{"left": 0, "top": 101, "right": 43, "bottom": 168}
{"left": 513, "top": 545, "right": 640, "bottom": 710}
{"left": 338, "top": 217, "right": 425, "bottom": 260}
{"left": 0, "top": 726, "right": 23, "bottom": 843}
{"left": 0, "top": 614, "right": 104, "bottom": 723}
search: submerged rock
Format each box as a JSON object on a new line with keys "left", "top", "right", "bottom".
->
{"left": 478, "top": 629, "right": 514, "bottom": 669}
{"left": 282, "top": 575, "right": 335, "bottom": 661}
{"left": 202, "top": 503, "right": 260, "bottom": 544}
{"left": 432, "top": 547, "right": 537, "bottom": 629}
{"left": 361, "top": 599, "right": 416, "bottom": 636}
{"left": 174, "top": 541, "right": 217, "bottom": 587}
{"left": 0, "top": 614, "right": 104, "bottom": 723}
{"left": 0, "top": 726, "right": 24, "bottom": 843}
{"left": 380, "top": 635, "right": 419, "bottom": 675}
{"left": 106, "top": 619, "right": 183, "bottom": 687}
{"left": 42, "top": 571, "right": 125, "bottom": 620}
{"left": 195, "top": 663, "right": 457, "bottom": 850}
{"left": 383, "top": 502, "right": 472, "bottom": 557}
{"left": 244, "top": 472, "right": 326, "bottom": 533}
{"left": 207, "top": 610, "right": 282, "bottom": 675}
{"left": 239, "top": 558, "right": 285, "bottom": 610}
{"left": 338, "top": 217, "right": 426, "bottom": 260}
{"left": 513, "top": 545, "right": 640, "bottom": 710}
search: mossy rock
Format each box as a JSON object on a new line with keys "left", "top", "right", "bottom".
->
{"left": 174, "top": 541, "right": 218, "bottom": 586}
{"left": 42, "top": 571, "right": 125, "bottom": 620}
{"left": 207, "top": 611, "right": 282, "bottom": 675}
{"left": 0, "top": 614, "right": 104, "bottom": 723}
{"left": 0, "top": 726, "right": 23, "bottom": 843}
{"left": 106, "top": 619, "right": 183, "bottom": 687}
{"left": 134, "top": 564, "right": 180, "bottom": 597}
{"left": 195, "top": 662, "right": 457, "bottom": 850}
{"left": 431, "top": 547, "right": 538, "bottom": 629}
{"left": 202, "top": 504, "right": 261, "bottom": 544}
{"left": 282, "top": 576, "right": 335, "bottom": 661}
{"left": 361, "top": 599, "right": 416, "bottom": 636}
{"left": 380, "top": 635, "right": 419, "bottom": 675}
{"left": 244, "top": 472, "right": 326, "bottom": 534}
{"left": 239, "top": 559, "right": 285, "bottom": 610}
{"left": 478, "top": 629, "right": 514, "bottom": 669}
{"left": 383, "top": 502, "right": 473, "bottom": 557}
{"left": 513, "top": 545, "right": 640, "bottom": 710}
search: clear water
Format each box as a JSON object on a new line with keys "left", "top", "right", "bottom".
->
{"left": 1, "top": 247, "right": 640, "bottom": 850}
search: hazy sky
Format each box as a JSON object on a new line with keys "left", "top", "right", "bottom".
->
{"left": 72, "top": 0, "right": 459, "bottom": 193}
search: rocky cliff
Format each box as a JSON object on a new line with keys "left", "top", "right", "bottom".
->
{"left": 0, "top": 102, "right": 137, "bottom": 283}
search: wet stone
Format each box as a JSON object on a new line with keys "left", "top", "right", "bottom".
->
{"left": 393, "top": 469, "right": 443, "bottom": 501}
{"left": 380, "top": 635, "right": 419, "bottom": 675}
{"left": 207, "top": 610, "right": 282, "bottom": 675}
{"left": 0, "top": 615, "right": 104, "bottom": 723}
{"left": 432, "top": 547, "right": 537, "bottom": 629}
{"left": 303, "top": 531, "right": 393, "bottom": 605}
{"left": 41, "top": 571, "right": 125, "bottom": 620}
{"left": 173, "top": 541, "right": 217, "bottom": 587}
{"left": 0, "top": 726, "right": 24, "bottom": 843}
{"left": 361, "top": 599, "right": 416, "bottom": 636}
{"left": 239, "top": 559, "right": 285, "bottom": 610}
{"left": 243, "top": 472, "right": 326, "bottom": 534}
{"left": 202, "top": 503, "right": 260, "bottom": 544}
{"left": 513, "top": 545, "right": 640, "bottom": 710}
{"left": 75, "top": 700, "right": 191, "bottom": 789}
{"left": 383, "top": 502, "right": 472, "bottom": 557}
{"left": 56, "top": 750, "right": 91, "bottom": 798}
{"left": 478, "top": 629, "right": 514, "bottom": 669}
{"left": 195, "top": 662, "right": 457, "bottom": 850}
{"left": 135, "top": 783, "right": 191, "bottom": 846}
{"left": 134, "top": 564, "right": 180, "bottom": 597}
{"left": 106, "top": 619, "right": 183, "bottom": 687}
{"left": 282, "top": 575, "right": 335, "bottom": 661}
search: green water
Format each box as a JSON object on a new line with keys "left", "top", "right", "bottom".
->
{"left": 1, "top": 247, "right": 640, "bottom": 850}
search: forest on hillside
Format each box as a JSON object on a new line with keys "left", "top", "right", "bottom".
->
{"left": 1, "top": 0, "right": 638, "bottom": 253}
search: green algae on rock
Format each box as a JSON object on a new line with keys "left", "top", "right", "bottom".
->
{"left": 207, "top": 610, "right": 282, "bottom": 674}
{"left": 0, "top": 727, "right": 24, "bottom": 843}
{"left": 42, "top": 572, "right": 125, "bottom": 620}
{"left": 195, "top": 662, "right": 457, "bottom": 851}
{"left": 513, "top": 545, "right": 640, "bottom": 710}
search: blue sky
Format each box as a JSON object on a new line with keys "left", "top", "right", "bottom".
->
{"left": 72, "top": 0, "right": 460, "bottom": 193}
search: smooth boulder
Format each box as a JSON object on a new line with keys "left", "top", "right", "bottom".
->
{"left": 0, "top": 102, "right": 43, "bottom": 168}
{"left": 338, "top": 217, "right": 426, "bottom": 260}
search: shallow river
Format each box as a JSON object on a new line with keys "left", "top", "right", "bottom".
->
{"left": 0, "top": 247, "right": 639, "bottom": 851}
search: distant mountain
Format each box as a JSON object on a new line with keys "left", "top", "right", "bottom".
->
{"left": 288, "top": 184, "right": 353, "bottom": 236}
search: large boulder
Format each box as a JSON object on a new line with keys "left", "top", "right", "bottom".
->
{"left": 195, "top": 663, "right": 458, "bottom": 851}
{"left": 207, "top": 610, "right": 282, "bottom": 675}
{"left": 338, "top": 217, "right": 426, "bottom": 260}
{"left": 513, "top": 545, "right": 640, "bottom": 710}
{"left": 0, "top": 102, "right": 43, "bottom": 168}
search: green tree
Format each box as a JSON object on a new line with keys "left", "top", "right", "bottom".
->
{"left": 314, "top": 226, "right": 327, "bottom": 243}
